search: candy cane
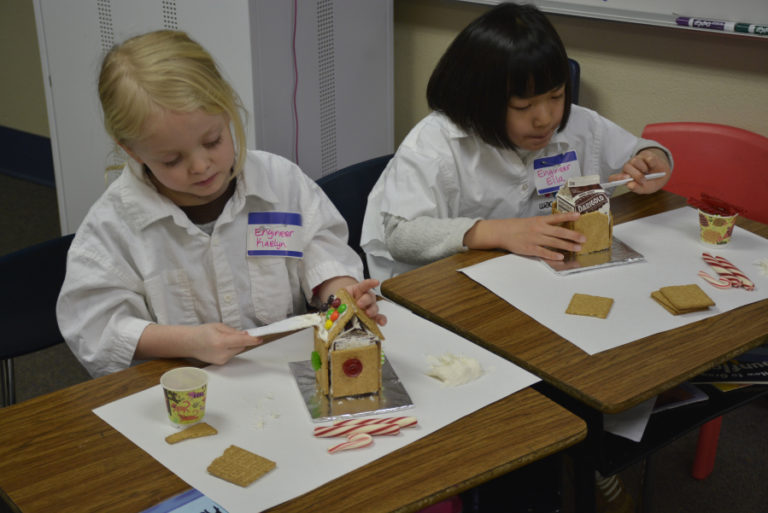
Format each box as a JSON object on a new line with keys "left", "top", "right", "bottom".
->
{"left": 702, "top": 253, "right": 755, "bottom": 291}
{"left": 327, "top": 433, "right": 373, "bottom": 454}
{"left": 697, "top": 270, "right": 732, "bottom": 289}
{"left": 333, "top": 416, "right": 418, "bottom": 429}
{"left": 314, "top": 423, "right": 400, "bottom": 437}
{"left": 702, "top": 253, "right": 742, "bottom": 287}
{"left": 712, "top": 255, "right": 755, "bottom": 291}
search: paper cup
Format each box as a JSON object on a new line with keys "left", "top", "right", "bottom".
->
{"left": 698, "top": 209, "right": 737, "bottom": 246}
{"left": 160, "top": 367, "right": 208, "bottom": 428}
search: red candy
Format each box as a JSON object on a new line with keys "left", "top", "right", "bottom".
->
{"left": 342, "top": 358, "right": 362, "bottom": 377}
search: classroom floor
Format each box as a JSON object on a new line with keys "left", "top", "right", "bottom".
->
{"left": 2, "top": 172, "right": 767, "bottom": 513}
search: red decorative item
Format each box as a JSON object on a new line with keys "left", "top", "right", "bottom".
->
{"left": 688, "top": 193, "right": 742, "bottom": 217}
{"left": 342, "top": 358, "right": 363, "bottom": 377}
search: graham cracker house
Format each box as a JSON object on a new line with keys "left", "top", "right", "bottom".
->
{"left": 312, "top": 289, "right": 385, "bottom": 398}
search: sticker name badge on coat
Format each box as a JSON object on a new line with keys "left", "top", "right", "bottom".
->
{"left": 247, "top": 212, "right": 303, "bottom": 258}
{"left": 534, "top": 150, "right": 581, "bottom": 195}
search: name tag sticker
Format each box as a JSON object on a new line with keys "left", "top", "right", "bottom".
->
{"left": 534, "top": 150, "right": 581, "bottom": 195}
{"left": 247, "top": 212, "right": 303, "bottom": 258}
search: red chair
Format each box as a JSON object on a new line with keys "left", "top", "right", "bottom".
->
{"left": 642, "top": 122, "right": 768, "bottom": 480}
{"left": 642, "top": 122, "right": 768, "bottom": 224}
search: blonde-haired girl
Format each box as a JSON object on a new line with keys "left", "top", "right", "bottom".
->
{"left": 58, "top": 30, "right": 384, "bottom": 377}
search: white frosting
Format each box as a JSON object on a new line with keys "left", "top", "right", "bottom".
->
{"left": 426, "top": 353, "right": 484, "bottom": 386}
{"left": 755, "top": 257, "right": 768, "bottom": 277}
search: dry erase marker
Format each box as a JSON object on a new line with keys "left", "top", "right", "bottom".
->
{"left": 735, "top": 23, "right": 768, "bottom": 35}
{"left": 675, "top": 16, "right": 735, "bottom": 31}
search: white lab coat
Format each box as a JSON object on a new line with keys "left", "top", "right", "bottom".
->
{"left": 361, "top": 105, "right": 670, "bottom": 282}
{"left": 57, "top": 150, "right": 362, "bottom": 377}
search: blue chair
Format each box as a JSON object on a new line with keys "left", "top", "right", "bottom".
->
{"left": 316, "top": 154, "right": 393, "bottom": 278}
{"left": 0, "top": 234, "right": 74, "bottom": 406}
{"left": 569, "top": 58, "right": 580, "bottom": 104}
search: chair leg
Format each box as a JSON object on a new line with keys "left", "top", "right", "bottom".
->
{"left": 691, "top": 416, "right": 723, "bottom": 480}
{"left": 1, "top": 358, "right": 15, "bottom": 407}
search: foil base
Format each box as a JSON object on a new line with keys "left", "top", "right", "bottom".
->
{"left": 289, "top": 359, "right": 414, "bottom": 423}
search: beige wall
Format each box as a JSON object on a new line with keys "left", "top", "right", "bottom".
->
{"left": 0, "top": 0, "right": 48, "bottom": 137}
{"left": 3, "top": 0, "right": 767, "bottom": 146}
{"left": 393, "top": 0, "right": 768, "bottom": 146}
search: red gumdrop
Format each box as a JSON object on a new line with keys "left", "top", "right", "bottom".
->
{"left": 342, "top": 358, "right": 363, "bottom": 377}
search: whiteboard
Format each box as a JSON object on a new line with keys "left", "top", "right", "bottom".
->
{"left": 464, "top": 0, "right": 768, "bottom": 31}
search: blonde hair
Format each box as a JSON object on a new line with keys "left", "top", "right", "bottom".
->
{"left": 98, "top": 30, "right": 247, "bottom": 176}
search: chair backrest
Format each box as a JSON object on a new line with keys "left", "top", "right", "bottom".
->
{"left": 316, "top": 154, "right": 392, "bottom": 277}
{"left": 0, "top": 234, "right": 74, "bottom": 360}
{"left": 642, "top": 122, "right": 768, "bottom": 224}
{"left": 569, "top": 58, "right": 580, "bottom": 105}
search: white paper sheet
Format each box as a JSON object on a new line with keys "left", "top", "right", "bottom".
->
{"left": 460, "top": 207, "right": 768, "bottom": 355}
{"left": 603, "top": 397, "right": 656, "bottom": 442}
{"left": 94, "top": 300, "right": 540, "bottom": 513}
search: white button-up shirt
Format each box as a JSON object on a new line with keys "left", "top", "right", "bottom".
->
{"left": 361, "top": 105, "right": 670, "bottom": 282}
{"left": 57, "top": 150, "right": 362, "bottom": 377}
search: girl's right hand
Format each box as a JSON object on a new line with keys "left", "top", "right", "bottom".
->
{"left": 463, "top": 212, "right": 586, "bottom": 260}
{"left": 188, "top": 323, "right": 263, "bottom": 365}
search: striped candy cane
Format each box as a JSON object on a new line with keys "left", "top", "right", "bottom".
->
{"left": 701, "top": 253, "right": 755, "bottom": 291}
{"left": 314, "top": 422, "right": 400, "bottom": 437}
{"left": 332, "top": 416, "right": 418, "bottom": 429}
{"left": 697, "top": 270, "right": 731, "bottom": 289}
{"left": 327, "top": 433, "right": 373, "bottom": 454}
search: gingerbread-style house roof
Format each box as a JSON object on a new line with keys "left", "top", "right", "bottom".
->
{"left": 316, "top": 288, "right": 384, "bottom": 346}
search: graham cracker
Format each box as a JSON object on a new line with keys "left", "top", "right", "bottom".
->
{"left": 553, "top": 202, "right": 613, "bottom": 255}
{"left": 571, "top": 211, "right": 613, "bottom": 254}
{"left": 329, "top": 344, "right": 382, "bottom": 397}
{"left": 651, "top": 284, "right": 714, "bottom": 315}
{"left": 565, "top": 293, "right": 614, "bottom": 319}
{"left": 207, "top": 445, "right": 276, "bottom": 487}
{"left": 659, "top": 284, "right": 714, "bottom": 310}
{"left": 165, "top": 422, "right": 218, "bottom": 444}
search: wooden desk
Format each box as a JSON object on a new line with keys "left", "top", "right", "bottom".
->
{"left": 382, "top": 191, "right": 768, "bottom": 414}
{"left": 0, "top": 359, "right": 585, "bottom": 513}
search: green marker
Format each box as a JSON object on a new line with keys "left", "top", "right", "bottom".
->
{"left": 735, "top": 22, "right": 768, "bottom": 35}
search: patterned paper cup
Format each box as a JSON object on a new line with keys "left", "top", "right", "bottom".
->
{"left": 160, "top": 367, "right": 208, "bottom": 428}
{"left": 698, "top": 209, "right": 737, "bottom": 246}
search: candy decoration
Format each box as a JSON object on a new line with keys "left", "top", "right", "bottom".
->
{"left": 349, "top": 424, "right": 400, "bottom": 436}
{"left": 327, "top": 433, "right": 373, "bottom": 454}
{"left": 697, "top": 271, "right": 731, "bottom": 289}
{"left": 311, "top": 351, "right": 322, "bottom": 371}
{"left": 314, "top": 423, "right": 400, "bottom": 437}
{"left": 333, "top": 416, "right": 418, "bottom": 429}
{"left": 322, "top": 301, "right": 348, "bottom": 331}
{"left": 342, "top": 358, "right": 363, "bottom": 377}
{"left": 701, "top": 253, "right": 755, "bottom": 291}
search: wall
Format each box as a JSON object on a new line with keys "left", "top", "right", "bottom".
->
{"left": 0, "top": 0, "right": 48, "bottom": 137}
{"left": 393, "top": 0, "right": 768, "bottom": 146}
{"left": 3, "top": 0, "right": 767, "bottom": 156}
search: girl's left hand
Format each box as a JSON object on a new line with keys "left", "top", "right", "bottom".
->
{"left": 345, "top": 278, "right": 387, "bottom": 326}
{"left": 609, "top": 148, "right": 672, "bottom": 194}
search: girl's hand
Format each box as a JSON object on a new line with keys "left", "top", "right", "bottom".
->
{"left": 187, "top": 323, "right": 263, "bottom": 365}
{"left": 345, "top": 278, "right": 387, "bottom": 326}
{"left": 136, "top": 322, "right": 262, "bottom": 366}
{"left": 610, "top": 148, "right": 671, "bottom": 194}
{"left": 463, "top": 212, "right": 586, "bottom": 261}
